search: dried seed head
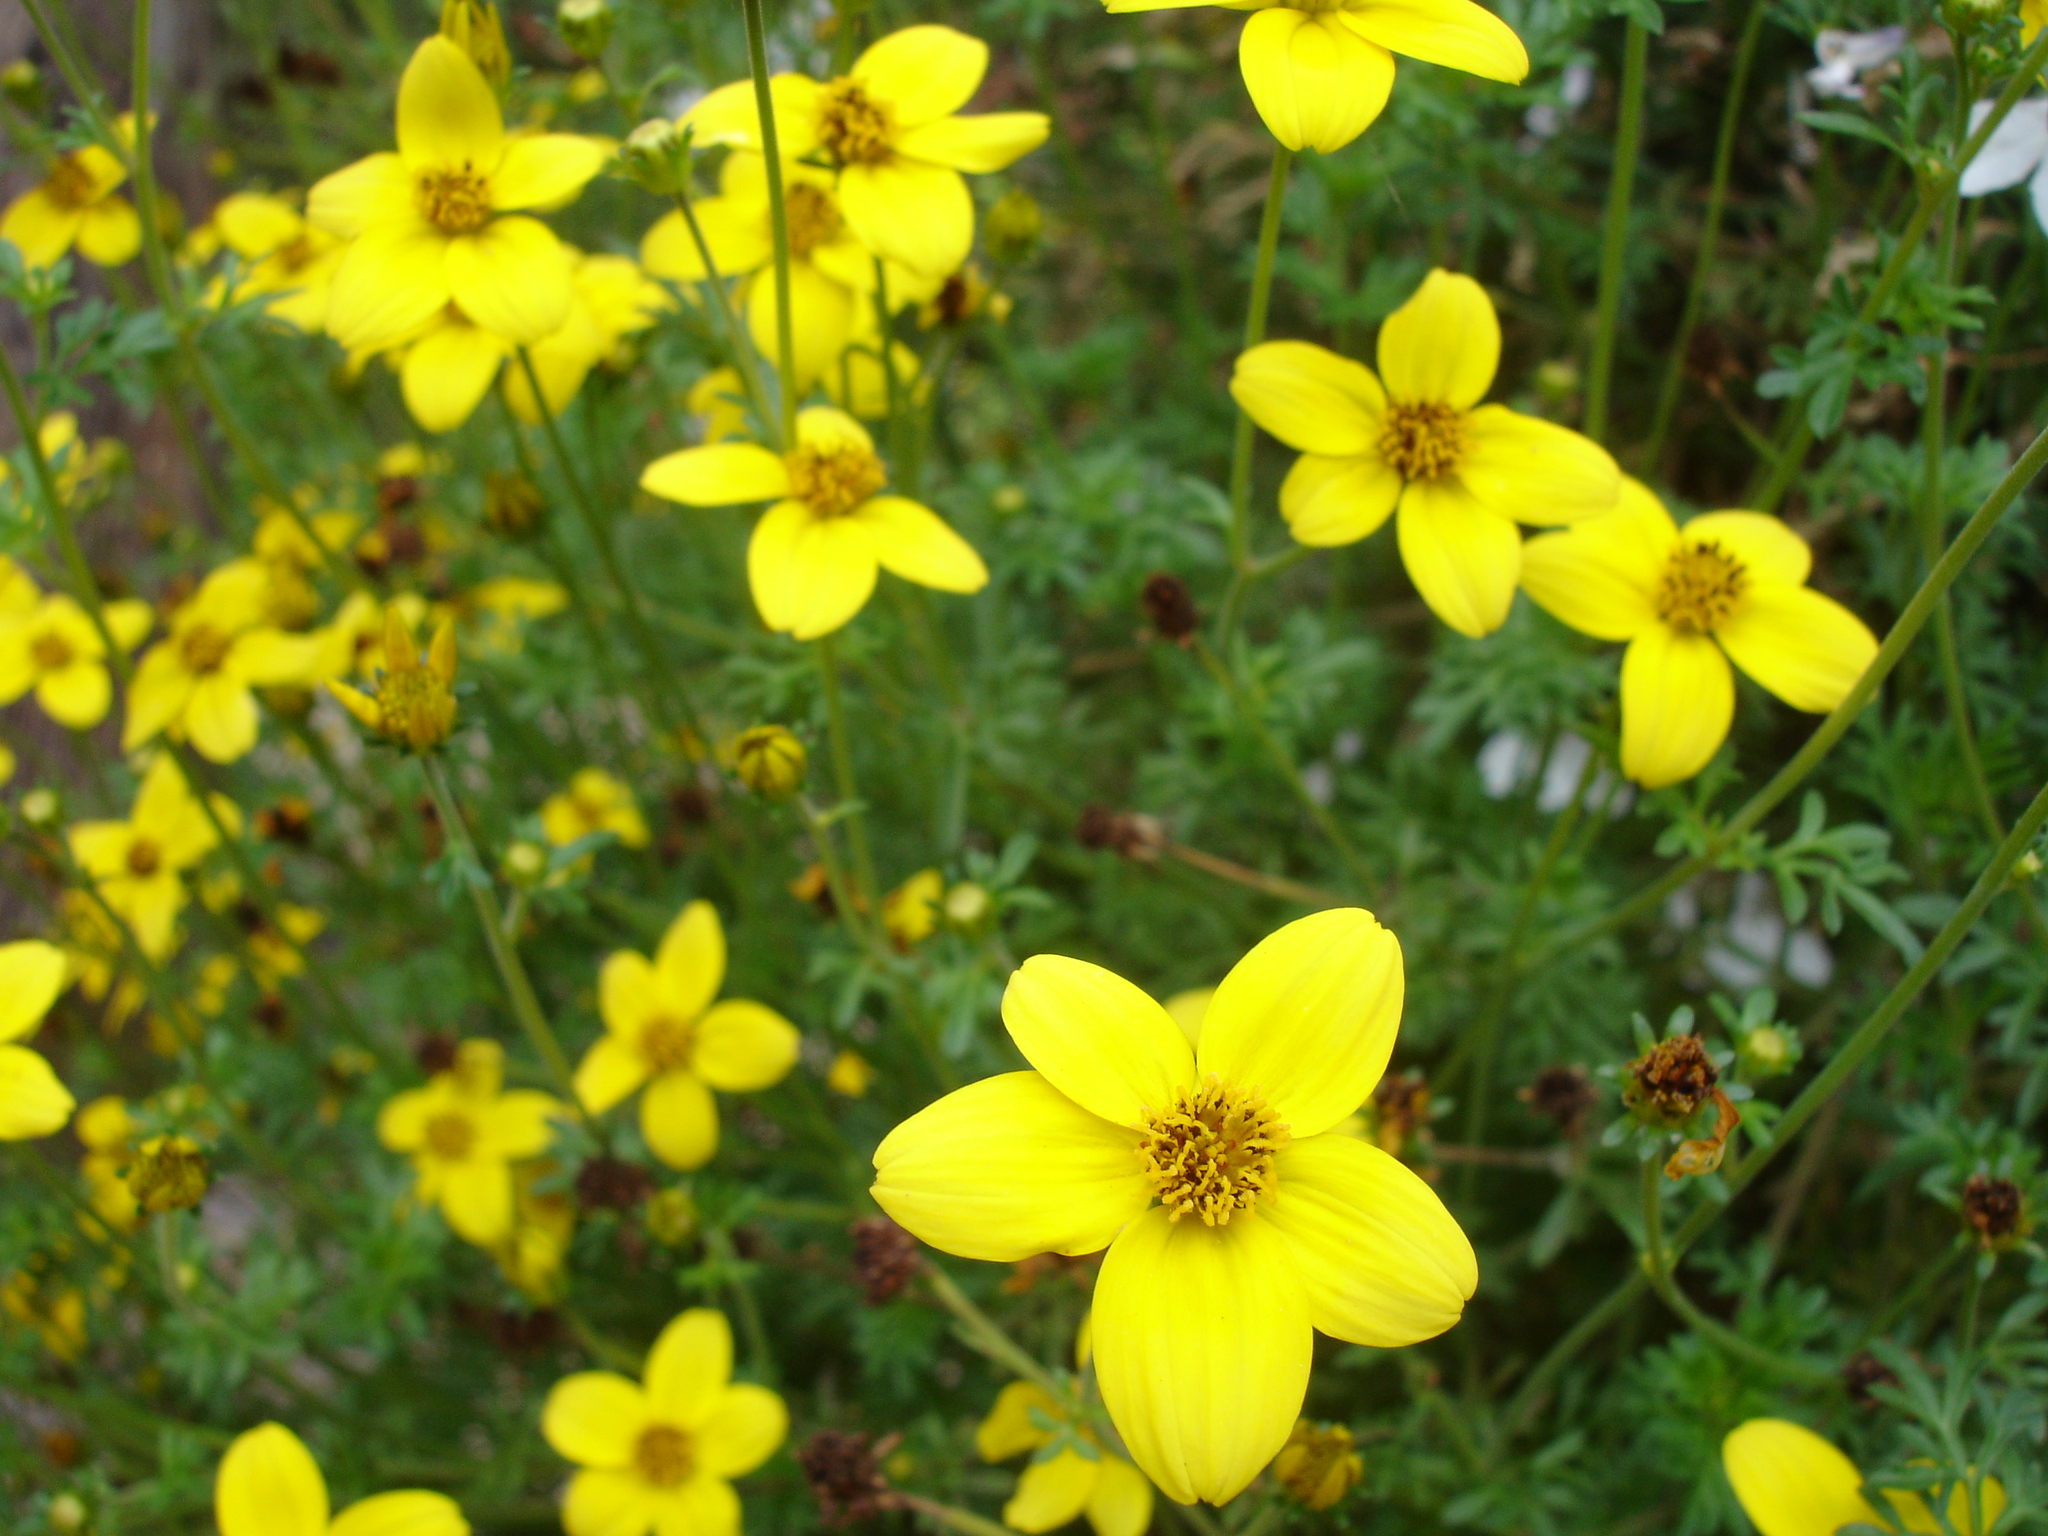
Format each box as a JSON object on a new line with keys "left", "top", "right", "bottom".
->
{"left": 850, "top": 1217, "right": 922, "bottom": 1304}
{"left": 1961, "top": 1173, "right": 2027, "bottom": 1250}
{"left": 1141, "top": 573, "right": 1199, "bottom": 642}
{"left": 796, "top": 1430, "right": 897, "bottom": 1526}
{"left": 576, "top": 1155, "right": 654, "bottom": 1212}
{"left": 1075, "top": 804, "right": 1165, "bottom": 861}
{"left": 1623, "top": 1034, "right": 1718, "bottom": 1129}
{"left": 1520, "top": 1064, "right": 1597, "bottom": 1136}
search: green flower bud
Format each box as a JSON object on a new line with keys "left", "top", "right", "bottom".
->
{"left": 557, "top": 0, "right": 616, "bottom": 58}
{"left": 983, "top": 187, "right": 1043, "bottom": 264}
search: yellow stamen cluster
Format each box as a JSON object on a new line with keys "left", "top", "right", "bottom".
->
{"left": 786, "top": 441, "right": 887, "bottom": 517}
{"left": 1378, "top": 401, "right": 1467, "bottom": 482}
{"left": 816, "top": 79, "right": 894, "bottom": 166}
{"left": 127, "top": 1135, "right": 209, "bottom": 1213}
{"left": 784, "top": 183, "right": 843, "bottom": 259}
{"left": 328, "top": 610, "right": 460, "bottom": 753}
{"left": 1655, "top": 540, "right": 1748, "bottom": 633}
{"left": 1136, "top": 1076, "right": 1289, "bottom": 1226}
{"left": 425, "top": 1112, "right": 476, "bottom": 1159}
{"left": 126, "top": 839, "right": 163, "bottom": 877}
{"left": 416, "top": 165, "right": 494, "bottom": 233}
{"left": 180, "top": 624, "right": 233, "bottom": 675}
{"left": 30, "top": 630, "right": 74, "bottom": 670}
{"left": 640, "top": 1016, "right": 696, "bottom": 1073}
{"left": 634, "top": 1423, "right": 695, "bottom": 1486}
{"left": 44, "top": 153, "right": 97, "bottom": 210}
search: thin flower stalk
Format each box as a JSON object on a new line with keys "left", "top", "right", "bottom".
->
{"left": 742, "top": 0, "right": 799, "bottom": 445}
{"left": 1582, "top": 18, "right": 1646, "bottom": 445}
{"left": 1223, "top": 146, "right": 1292, "bottom": 621}
{"left": 667, "top": 187, "right": 779, "bottom": 444}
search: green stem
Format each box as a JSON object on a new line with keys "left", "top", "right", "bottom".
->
{"left": 740, "top": 0, "right": 798, "bottom": 445}
{"left": 815, "top": 633, "right": 877, "bottom": 908}
{"left": 898, "top": 1495, "right": 1017, "bottom": 1536}
{"left": 667, "top": 187, "right": 777, "bottom": 441}
{"left": 705, "top": 1227, "right": 778, "bottom": 1386}
{"left": 1584, "top": 18, "right": 1648, "bottom": 445}
{"left": 922, "top": 1263, "right": 1070, "bottom": 1405}
{"left": 1224, "top": 147, "right": 1293, "bottom": 589}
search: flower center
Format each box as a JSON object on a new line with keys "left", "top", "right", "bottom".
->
{"left": 415, "top": 165, "right": 494, "bottom": 234}
{"left": 180, "top": 624, "right": 233, "bottom": 675}
{"left": 1135, "top": 1075, "right": 1289, "bottom": 1226}
{"left": 785, "top": 441, "right": 886, "bottom": 517}
{"left": 45, "top": 154, "right": 98, "bottom": 210}
{"left": 1377, "top": 401, "right": 1466, "bottom": 482}
{"left": 374, "top": 666, "right": 458, "bottom": 751}
{"left": 816, "top": 79, "right": 894, "bottom": 166}
{"left": 1655, "top": 540, "right": 1747, "bottom": 633}
{"left": 634, "top": 1423, "right": 695, "bottom": 1487}
{"left": 275, "top": 233, "right": 318, "bottom": 271}
{"left": 30, "top": 629, "right": 74, "bottom": 671}
{"left": 125, "top": 838, "right": 163, "bottom": 877}
{"left": 784, "top": 182, "right": 843, "bottom": 259}
{"left": 425, "top": 1111, "right": 476, "bottom": 1160}
{"left": 640, "top": 1015, "right": 696, "bottom": 1073}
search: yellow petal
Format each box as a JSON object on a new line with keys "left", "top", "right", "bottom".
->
{"left": 1, "top": 188, "right": 84, "bottom": 268}
{"left": 1886, "top": 1475, "right": 2008, "bottom": 1536}
{"left": 183, "top": 674, "right": 260, "bottom": 763}
{"left": 0, "top": 1045, "right": 75, "bottom": 1140}
{"left": 1338, "top": 0, "right": 1528, "bottom": 81}
{"left": 871, "top": 1070, "right": 1150, "bottom": 1261}
{"left": 601, "top": 949, "right": 660, "bottom": 1038}
{"left": 575, "top": 1033, "right": 651, "bottom": 1115}
{"left": 328, "top": 1491, "right": 470, "bottom": 1536}
{"left": 563, "top": 1469, "right": 659, "bottom": 1536}
{"left": 0, "top": 942, "right": 66, "bottom": 1043}
{"left": 1092, "top": 1208, "right": 1311, "bottom": 1506}
{"left": 696, "top": 1383, "right": 787, "bottom": 1476}
{"left": 1002, "top": 954, "right": 1194, "bottom": 1126}
{"left": 894, "top": 112, "right": 1051, "bottom": 172}
{"left": 401, "top": 317, "right": 509, "bottom": 433}
{"left": 1680, "top": 510, "right": 1812, "bottom": 587}
{"left": 666, "top": 1477, "right": 740, "bottom": 1536}
{"left": 543, "top": 1371, "right": 650, "bottom": 1468}
{"left": 1715, "top": 584, "right": 1877, "bottom": 714}
{"left": 836, "top": 159, "right": 973, "bottom": 277}
{"left": 326, "top": 228, "right": 454, "bottom": 352}
{"left": 1086, "top": 1458, "right": 1153, "bottom": 1536}
{"left": 746, "top": 499, "right": 879, "bottom": 640}
{"left": 446, "top": 217, "right": 573, "bottom": 344}
{"left": 1280, "top": 453, "right": 1400, "bottom": 546}
{"left": 121, "top": 642, "right": 194, "bottom": 751}
{"left": 1720, "top": 1419, "right": 1879, "bottom": 1536}
{"left": 1004, "top": 1448, "right": 1098, "bottom": 1533}
{"left": 475, "top": 1090, "right": 561, "bottom": 1160}
{"left": 1197, "top": 908, "right": 1402, "bottom": 1136}
{"left": 74, "top": 197, "right": 141, "bottom": 267}
{"left": 640, "top": 444, "right": 791, "bottom": 506}
{"left": 655, "top": 900, "right": 726, "bottom": 1021}
{"left": 855, "top": 495, "right": 989, "bottom": 593}
{"left": 1394, "top": 479, "right": 1522, "bottom": 638}
{"left": 1237, "top": 10, "right": 1395, "bottom": 155}
{"left": 1516, "top": 478, "right": 1671, "bottom": 641}
{"left": 215, "top": 1423, "right": 329, "bottom": 1536}
{"left": 375, "top": 1087, "right": 438, "bottom": 1153}
{"left": 1230, "top": 341, "right": 1386, "bottom": 456}
{"left": 1620, "top": 626, "right": 1733, "bottom": 789}
{"left": 1457, "top": 406, "right": 1619, "bottom": 525}
{"left": 306, "top": 153, "right": 416, "bottom": 238}
{"left": 976, "top": 1381, "right": 1059, "bottom": 1461}
{"left": 1265, "top": 1132, "right": 1474, "bottom": 1343}
{"left": 493, "top": 134, "right": 611, "bottom": 210}
{"left": 1377, "top": 268, "right": 1498, "bottom": 410}
{"left": 38, "top": 662, "right": 111, "bottom": 729}
{"left": 795, "top": 406, "right": 875, "bottom": 453}
{"left": 853, "top": 25, "right": 988, "bottom": 127}
{"left": 692, "top": 1000, "right": 798, "bottom": 1091}
{"left": 644, "top": 1307, "right": 733, "bottom": 1427}
{"left": 438, "top": 1158, "right": 514, "bottom": 1244}
{"left": 745, "top": 257, "right": 855, "bottom": 389}
{"left": 1161, "top": 989, "right": 1214, "bottom": 1051}
{"left": 641, "top": 1069, "right": 719, "bottom": 1169}
{"left": 105, "top": 597, "right": 155, "bottom": 650}
{"left": 214, "top": 192, "right": 303, "bottom": 256}
{"left": 397, "top": 36, "right": 503, "bottom": 170}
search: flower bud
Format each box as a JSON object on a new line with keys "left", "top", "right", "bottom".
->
{"left": 2008, "top": 848, "right": 2044, "bottom": 890}
{"left": 942, "top": 880, "right": 991, "bottom": 931}
{"left": 826, "top": 1048, "right": 874, "bottom": 1097}
{"left": 1736, "top": 1022, "right": 1797, "bottom": 1079}
{"left": 1, "top": 58, "right": 44, "bottom": 117}
{"left": 556, "top": 0, "right": 615, "bottom": 58}
{"left": 1273, "top": 1421, "right": 1362, "bottom": 1511}
{"left": 20, "top": 787, "right": 61, "bottom": 830}
{"left": 728, "top": 725, "right": 806, "bottom": 798}
{"left": 127, "top": 1135, "right": 208, "bottom": 1213}
{"left": 439, "top": 0, "right": 510, "bottom": 89}
{"left": 983, "top": 187, "right": 1043, "bottom": 264}
{"left": 503, "top": 839, "right": 548, "bottom": 887}
{"left": 483, "top": 471, "right": 545, "bottom": 537}
{"left": 47, "top": 1493, "right": 86, "bottom": 1533}
{"left": 643, "top": 1186, "right": 698, "bottom": 1245}
{"left": 620, "top": 118, "right": 694, "bottom": 197}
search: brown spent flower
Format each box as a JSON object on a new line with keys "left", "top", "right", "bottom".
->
{"left": 127, "top": 1135, "right": 208, "bottom": 1213}
{"left": 1623, "top": 1034, "right": 1718, "bottom": 1129}
{"left": 1075, "top": 804, "right": 1166, "bottom": 862}
{"left": 1369, "top": 1070, "right": 1430, "bottom": 1156}
{"left": 1842, "top": 1349, "right": 1900, "bottom": 1408}
{"left": 252, "top": 796, "right": 314, "bottom": 845}
{"left": 1273, "top": 1420, "right": 1363, "bottom": 1511}
{"left": 1140, "top": 573, "right": 1200, "bottom": 643}
{"left": 850, "top": 1216, "right": 922, "bottom": 1305}
{"left": 796, "top": 1429, "right": 899, "bottom": 1526}
{"left": 414, "top": 1032, "right": 459, "bottom": 1076}
{"left": 1521, "top": 1064, "right": 1597, "bottom": 1136}
{"left": 1961, "top": 1173, "right": 2026, "bottom": 1250}
{"left": 575, "top": 1155, "right": 655, "bottom": 1212}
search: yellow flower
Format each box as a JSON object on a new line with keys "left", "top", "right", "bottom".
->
{"left": 1722, "top": 1419, "right": 2006, "bottom": 1536}
{"left": 207, "top": 192, "right": 346, "bottom": 332}
{"left": 494, "top": 1161, "right": 576, "bottom": 1301}
{"left": 457, "top": 576, "right": 568, "bottom": 654}
{"left": 307, "top": 36, "right": 611, "bottom": 351}
{"left": 541, "top": 1307, "right": 786, "bottom": 1536}
{"left": 1271, "top": 1421, "right": 1362, "bottom": 1510}
{"left": 542, "top": 767, "right": 651, "bottom": 850}
{"left": 77, "top": 1095, "right": 140, "bottom": 1233}
{"left": 69, "top": 752, "right": 231, "bottom": 960}
{"left": 1105, "top": 0, "right": 1523, "bottom": 153}
{"left": 1231, "top": 269, "right": 1619, "bottom": 637}
{"left": 687, "top": 26, "right": 1050, "bottom": 277}
{"left": 376, "top": 1038, "right": 564, "bottom": 1245}
{"left": 726, "top": 724, "right": 807, "bottom": 797}
{"left": 0, "top": 115, "right": 143, "bottom": 269}
{"left": 504, "top": 251, "right": 672, "bottom": 422}
{"left": 125, "top": 559, "right": 322, "bottom": 762}
{"left": 0, "top": 413, "right": 122, "bottom": 514}
{"left": 826, "top": 1049, "right": 874, "bottom": 1097}
{"left": 2027, "top": 0, "right": 2046, "bottom": 42}
{"left": 872, "top": 909, "right": 1474, "bottom": 1505}
{"left": 977, "top": 1380, "right": 1154, "bottom": 1536}
{"left": 0, "top": 939, "right": 74, "bottom": 1141}
{"left": 327, "top": 606, "right": 461, "bottom": 752}
{"left": 641, "top": 406, "right": 987, "bottom": 640}
{"left": 0, "top": 590, "right": 151, "bottom": 730}
{"left": 686, "top": 368, "right": 752, "bottom": 444}
{"left": 574, "top": 901, "right": 799, "bottom": 1170}
{"left": 2, "top": 1268, "right": 86, "bottom": 1360}
{"left": 213, "top": 1421, "right": 468, "bottom": 1536}
{"left": 1519, "top": 479, "right": 1878, "bottom": 789}
{"left": 882, "top": 868, "right": 944, "bottom": 948}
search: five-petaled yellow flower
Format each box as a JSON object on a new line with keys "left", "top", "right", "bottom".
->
{"left": 0, "top": 940, "right": 74, "bottom": 1141}
{"left": 542, "top": 1307, "right": 787, "bottom": 1536}
{"left": 377, "top": 1038, "right": 564, "bottom": 1245}
{"left": 1722, "top": 1418, "right": 2006, "bottom": 1536}
{"left": 213, "top": 1421, "right": 468, "bottom": 1536}
{"left": 308, "top": 36, "right": 611, "bottom": 351}
{"left": 207, "top": 192, "right": 347, "bottom": 333}
{"left": 871, "top": 908, "right": 1476, "bottom": 1505}
{"left": 688, "top": 26, "right": 1049, "bottom": 277}
{"left": 1102, "top": 0, "right": 1525, "bottom": 153}
{"left": 543, "top": 767, "right": 651, "bottom": 850}
{"left": 1, "top": 115, "right": 145, "bottom": 270}
{"left": 0, "top": 582, "right": 152, "bottom": 731}
{"left": 1519, "top": 479, "right": 1878, "bottom": 789}
{"left": 575, "top": 900, "right": 799, "bottom": 1170}
{"left": 1233, "top": 268, "right": 1619, "bottom": 638}
{"left": 69, "top": 752, "right": 231, "bottom": 960}
{"left": 641, "top": 406, "right": 987, "bottom": 640}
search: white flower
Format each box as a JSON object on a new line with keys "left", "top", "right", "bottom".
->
{"left": 1805, "top": 26, "right": 1906, "bottom": 100}
{"left": 1959, "top": 97, "right": 2048, "bottom": 235}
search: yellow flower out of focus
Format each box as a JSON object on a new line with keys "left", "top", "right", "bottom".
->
{"left": 327, "top": 607, "right": 461, "bottom": 752}
{"left": 871, "top": 908, "right": 1476, "bottom": 1505}
{"left": 69, "top": 752, "right": 233, "bottom": 960}
{"left": 1519, "top": 479, "right": 1879, "bottom": 788}
{"left": 727, "top": 724, "right": 808, "bottom": 797}
{"left": 213, "top": 1421, "right": 469, "bottom": 1536}
{"left": 978, "top": 1378, "right": 1154, "bottom": 1536}
{"left": 543, "top": 767, "right": 651, "bottom": 850}
{"left": 1722, "top": 1418, "right": 2006, "bottom": 1536}
{"left": 207, "top": 192, "right": 346, "bottom": 332}
{"left": 0, "top": 940, "right": 74, "bottom": 1141}
{"left": 1272, "top": 1420, "right": 1363, "bottom": 1510}
{"left": 641, "top": 406, "right": 988, "bottom": 640}
{"left": 0, "top": 416, "right": 123, "bottom": 515}
{"left": 826, "top": 1048, "right": 875, "bottom": 1096}
{"left": 541, "top": 1307, "right": 786, "bottom": 1536}
{"left": 575, "top": 900, "right": 800, "bottom": 1169}
{"left": 0, "top": 581, "right": 152, "bottom": 730}
{"left": 77, "top": 1094, "right": 140, "bottom": 1232}
{"left": 686, "top": 26, "right": 1050, "bottom": 277}
{"left": 377, "top": 1038, "right": 564, "bottom": 1245}
{"left": 882, "top": 868, "right": 944, "bottom": 948}
{"left": 1103, "top": 0, "right": 1525, "bottom": 153}
{"left": 1, "top": 114, "right": 144, "bottom": 269}
{"left": 1232, "top": 269, "right": 1620, "bottom": 638}
{"left": 504, "top": 251, "right": 673, "bottom": 423}
{"left": 307, "top": 36, "right": 611, "bottom": 351}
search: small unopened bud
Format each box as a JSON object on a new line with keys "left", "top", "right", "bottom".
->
{"left": 643, "top": 1186, "right": 698, "bottom": 1245}
{"left": 1737, "top": 1023, "right": 1796, "bottom": 1079}
{"left": 439, "top": 0, "right": 510, "bottom": 90}
{"left": 1, "top": 58, "right": 44, "bottom": 116}
{"left": 20, "top": 788, "right": 61, "bottom": 830}
{"left": 503, "top": 840, "right": 548, "bottom": 887}
{"left": 1942, "top": 0, "right": 2006, "bottom": 34}
{"left": 728, "top": 725, "right": 806, "bottom": 798}
{"left": 483, "top": 471, "right": 545, "bottom": 537}
{"left": 2008, "top": 848, "right": 2044, "bottom": 890}
{"left": 943, "top": 880, "right": 991, "bottom": 931}
{"left": 826, "top": 1048, "right": 873, "bottom": 1096}
{"left": 620, "top": 118, "right": 693, "bottom": 197}
{"left": 46, "top": 1493, "right": 86, "bottom": 1533}
{"left": 327, "top": 608, "right": 460, "bottom": 752}
{"left": 1622, "top": 1034, "right": 1717, "bottom": 1130}
{"left": 556, "top": 0, "right": 615, "bottom": 58}
{"left": 1273, "top": 1421, "right": 1362, "bottom": 1511}
{"left": 990, "top": 483, "right": 1027, "bottom": 515}
{"left": 1141, "top": 573, "right": 1199, "bottom": 642}
{"left": 127, "top": 1135, "right": 208, "bottom": 1213}
{"left": 983, "top": 187, "right": 1043, "bottom": 264}
{"left": 1961, "top": 1172, "right": 2028, "bottom": 1251}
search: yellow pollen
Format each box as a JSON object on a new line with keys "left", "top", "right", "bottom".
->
{"left": 415, "top": 165, "right": 494, "bottom": 234}
{"left": 1655, "top": 540, "right": 1748, "bottom": 633}
{"left": 179, "top": 624, "right": 233, "bottom": 675}
{"left": 30, "top": 630, "right": 74, "bottom": 671}
{"left": 634, "top": 1423, "right": 695, "bottom": 1487}
{"left": 1136, "top": 1076, "right": 1289, "bottom": 1227}
{"left": 785, "top": 441, "right": 887, "bottom": 517}
{"left": 125, "top": 838, "right": 163, "bottom": 878}
{"left": 640, "top": 1015, "right": 696, "bottom": 1073}
{"left": 1377, "top": 401, "right": 1467, "bottom": 482}
{"left": 784, "top": 182, "right": 843, "bottom": 259}
{"left": 44, "top": 154, "right": 97, "bottom": 210}
{"left": 816, "top": 79, "right": 894, "bottom": 166}
{"left": 424, "top": 1111, "right": 475, "bottom": 1160}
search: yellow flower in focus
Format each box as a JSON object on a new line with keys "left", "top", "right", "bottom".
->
{"left": 1271, "top": 1421, "right": 1362, "bottom": 1510}
{"left": 307, "top": 36, "right": 611, "bottom": 351}
{"left": 542, "top": 767, "right": 651, "bottom": 850}
{"left": 688, "top": 27, "right": 1050, "bottom": 277}
{"left": 0, "top": 939, "right": 74, "bottom": 1141}
{"left": 504, "top": 252, "right": 672, "bottom": 422}
{"left": 826, "top": 1048, "right": 874, "bottom": 1096}
{"left": 1722, "top": 1419, "right": 2007, "bottom": 1536}
{"left": 574, "top": 900, "right": 799, "bottom": 1170}
{"left": 977, "top": 1380, "right": 1154, "bottom": 1536}
{"left": 882, "top": 868, "right": 944, "bottom": 949}
{"left": 376, "top": 1039, "right": 564, "bottom": 1245}
{"left": 871, "top": 909, "right": 1475, "bottom": 1505}
{"left": 0, "top": 115, "right": 143, "bottom": 269}
{"left": 0, "top": 588, "right": 152, "bottom": 730}
{"left": 208, "top": 192, "right": 346, "bottom": 332}
{"left": 1231, "top": 269, "right": 1619, "bottom": 637}
{"left": 69, "top": 753, "right": 231, "bottom": 960}
{"left": 77, "top": 1095, "right": 140, "bottom": 1233}
{"left": 641, "top": 406, "right": 987, "bottom": 640}
{"left": 125, "top": 559, "right": 322, "bottom": 762}
{"left": 213, "top": 1421, "right": 469, "bottom": 1536}
{"left": 541, "top": 1307, "right": 786, "bottom": 1536}
{"left": 1519, "top": 479, "right": 1878, "bottom": 789}
{"left": 327, "top": 607, "right": 461, "bottom": 752}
